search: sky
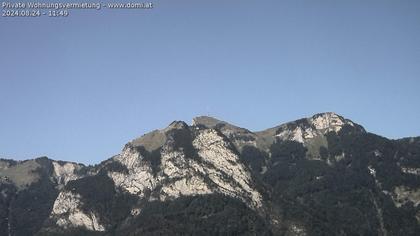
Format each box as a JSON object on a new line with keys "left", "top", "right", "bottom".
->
{"left": 1, "top": 0, "right": 419, "bottom": 164}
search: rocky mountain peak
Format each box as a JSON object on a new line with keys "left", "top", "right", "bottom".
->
{"left": 192, "top": 116, "right": 257, "bottom": 152}
{"left": 269, "top": 112, "right": 363, "bottom": 143}
{"left": 192, "top": 116, "right": 224, "bottom": 128}
{"left": 166, "top": 120, "right": 189, "bottom": 131}
{"left": 309, "top": 112, "right": 363, "bottom": 132}
{"left": 129, "top": 120, "right": 190, "bottom": 153}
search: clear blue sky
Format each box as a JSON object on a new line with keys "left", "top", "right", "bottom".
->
{"left": 1, "top": 0, "right": 419, "bottom": 164}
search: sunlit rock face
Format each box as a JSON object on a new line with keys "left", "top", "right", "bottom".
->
{"left": 192, "top": 129, "right": 262, "bottom": 208}
{"left": 253, "top": 112, "right": 366, "bottom": 162}
{"left": 392, "top": 186, "right": 420, "bottom": 208}
{"left": 274, "top": 112, "right": 364, "bottom": 144}
{"left": 109, "top": 146, "right": 157, "bottom": 198}
{"left": 192, "top": 116, "right": 258, "bottom": 152}
{"left": 52, "top": 161, "right": 84, "bottom": 186}
{"left": 45, "top": 120, "right": 263, "bottom": 233}
{"left": 50, "top": 191, "right": 105, "bottom": 231}
{"left": 110, "top": 124, "right": 262, "bottom": 208}
{"left": 311, "top": 112, "right": 352, "bottom": 132}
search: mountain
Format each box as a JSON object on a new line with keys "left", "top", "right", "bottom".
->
{"left": 1, "top": 112, "right": 420, "bottom": 235}
{"left": 0, "top": 157, "right": 85, "bottom": 236}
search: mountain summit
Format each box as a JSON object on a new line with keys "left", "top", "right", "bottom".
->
{"left": 1, "top": 113, "right": 420, "bottom": 235}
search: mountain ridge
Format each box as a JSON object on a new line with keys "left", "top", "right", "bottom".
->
{"left": 1, "top": 112, "right": 420, "bottom": 235}
{"left": 1, "top": 112, "right": 414, "bottom": 165}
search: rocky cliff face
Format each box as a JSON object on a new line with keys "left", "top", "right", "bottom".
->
{"left": 0, "top": 157, "right": 84, "bottom": 236}
{"left": 112, "top": 123, "right": 261, "bottom": 206}
{"left": 43, "top": 121, "right": 263, "bottom": 234}
{"left": 2, "top": 112, "right": 420, "bottom": 235}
